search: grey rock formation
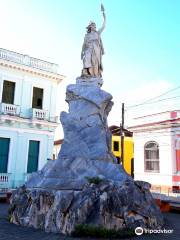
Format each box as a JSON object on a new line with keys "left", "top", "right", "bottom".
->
{"left": 9, "top": 77, "right": 164, "bottom": 235}
{"left": 59, "top": 80, "right": 116, "bottom": 163}
{"left": 9, "top": 179, "right": 163, "bottom": 235}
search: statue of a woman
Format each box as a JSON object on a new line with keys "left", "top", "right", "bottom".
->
{"left": 81, "top": 4, "right": 106, "bottom": 78}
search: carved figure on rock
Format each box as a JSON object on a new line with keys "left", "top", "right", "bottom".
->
{"left": 81, "top": 4, "right": 106, "bottom": 78}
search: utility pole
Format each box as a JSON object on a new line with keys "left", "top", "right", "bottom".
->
{"left": 120, "top": 103, "right": 124, "bottom": 165}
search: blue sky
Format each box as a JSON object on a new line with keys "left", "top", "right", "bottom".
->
{"left": 0, "top": 0, "right": 180, "bottom": 129}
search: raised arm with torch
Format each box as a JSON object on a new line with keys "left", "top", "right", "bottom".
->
{"left": 81, "top": 4, "right": 106, "bottom": 78}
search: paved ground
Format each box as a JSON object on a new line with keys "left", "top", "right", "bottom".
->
{"left": 0, "top": 202, "right": 180, "bottom": 240}
{"left": 136, "top": 211, "right": 180, "bottom": 240}
{"left": 0, "top": 203, "right": 80, "bottom": 240}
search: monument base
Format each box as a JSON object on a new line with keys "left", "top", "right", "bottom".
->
{"left": 9, "top": 175, "right": 163, "bottom": 235}
{"left": 9, "top": 78, "right": 164, "bottom": 235}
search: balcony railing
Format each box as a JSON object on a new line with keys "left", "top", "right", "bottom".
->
{"left": 0, "top": 104, "right": 58, "bottom": 123}
{"left": 0, "top": 48, "right": 59, "bottom": 73}
{"left": 30, "top": 108, "right": 49, "bottom": 120}
{"left": 0, "top": 103, "right": 20, "bottom": 116}
{"left": 0, "top": 173, "right": 12, "bottom": 189}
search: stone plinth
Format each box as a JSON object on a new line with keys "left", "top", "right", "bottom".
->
{"left": 9, "top": 77, "right": 164, "bottom": 235}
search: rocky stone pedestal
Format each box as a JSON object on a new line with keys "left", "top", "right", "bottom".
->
{"left": 9, "top": 77, "right": 163, "bottom": 235}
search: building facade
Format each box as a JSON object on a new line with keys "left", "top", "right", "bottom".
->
{"left": 0, "top": 48, "right": 64, "bottom": 189}
{"left": 128, "top": 110, "right": 180, "bottom": 191}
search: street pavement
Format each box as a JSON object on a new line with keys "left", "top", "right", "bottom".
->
{"left": 0, "top": 203, "right": 78, "bottom": 240}
{"left": 0, "top": 203, "right": 180, "bottom": 240}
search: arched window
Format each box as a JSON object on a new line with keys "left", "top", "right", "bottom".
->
{"left": 144, "top": 141, "right": 159, "bottom": 172}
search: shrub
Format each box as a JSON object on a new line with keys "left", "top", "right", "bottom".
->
{"left": 85, "top": 176, "right": 103, "bottom": 185}
{"left": 72, "top": 224, "right": 135, "bottom": 238}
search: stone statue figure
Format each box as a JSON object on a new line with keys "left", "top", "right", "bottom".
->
{"left": 81, "top": 4, "right": 106, "bottom": 78}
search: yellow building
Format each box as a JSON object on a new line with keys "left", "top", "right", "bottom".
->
{"left": 109, "top": 126, "right": 134, "bottom": 177}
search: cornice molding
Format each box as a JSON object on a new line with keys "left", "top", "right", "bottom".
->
{"left": 0, "top": 125, "right": 55, "bottom": 136}
{"left": 0, "top": 59, "right": 65, "bottom": 83}
{"left": 0, "top": 114, "right": 59, "bottom": 128}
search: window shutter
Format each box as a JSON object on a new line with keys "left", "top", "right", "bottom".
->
{"left": 27, "top": 140, "right": 39, "bottom": 173}
{"left": 0, "top": 138, "right": 10, "bottom": 173}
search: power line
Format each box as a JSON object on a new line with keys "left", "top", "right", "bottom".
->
{"left": 126, "top": 86, "right": 180, "bottom": 110}
{"left": 126, "top": 95, "right": 180, "bottom": 110}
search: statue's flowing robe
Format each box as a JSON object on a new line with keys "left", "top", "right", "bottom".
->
{"left": 82, "top": 30, "right": 104, "bottom": 72}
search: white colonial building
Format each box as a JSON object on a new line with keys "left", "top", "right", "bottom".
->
{"left": 0, "top": 48, "right": 64, "bottom": 190}
{"left": 128, "top": 110, "right": 180, "bottom": 191}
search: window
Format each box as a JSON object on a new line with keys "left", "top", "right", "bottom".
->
{"left": 2, "top": 81, "right": 15, "bottom": 104}
{"left": 144, "top": 141, "right": 159, "bottom": 172}
{"left": 32, "top": 87, "right": 43, "bottom": 109}
{"left": 113, "top": 141, "right": 119, "bottom": 151}
{"left": 0, "top": 138, "right": 10, "bottom": 173}
{"left": 27, "top": 140, "right": 40, "bottom": 173}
